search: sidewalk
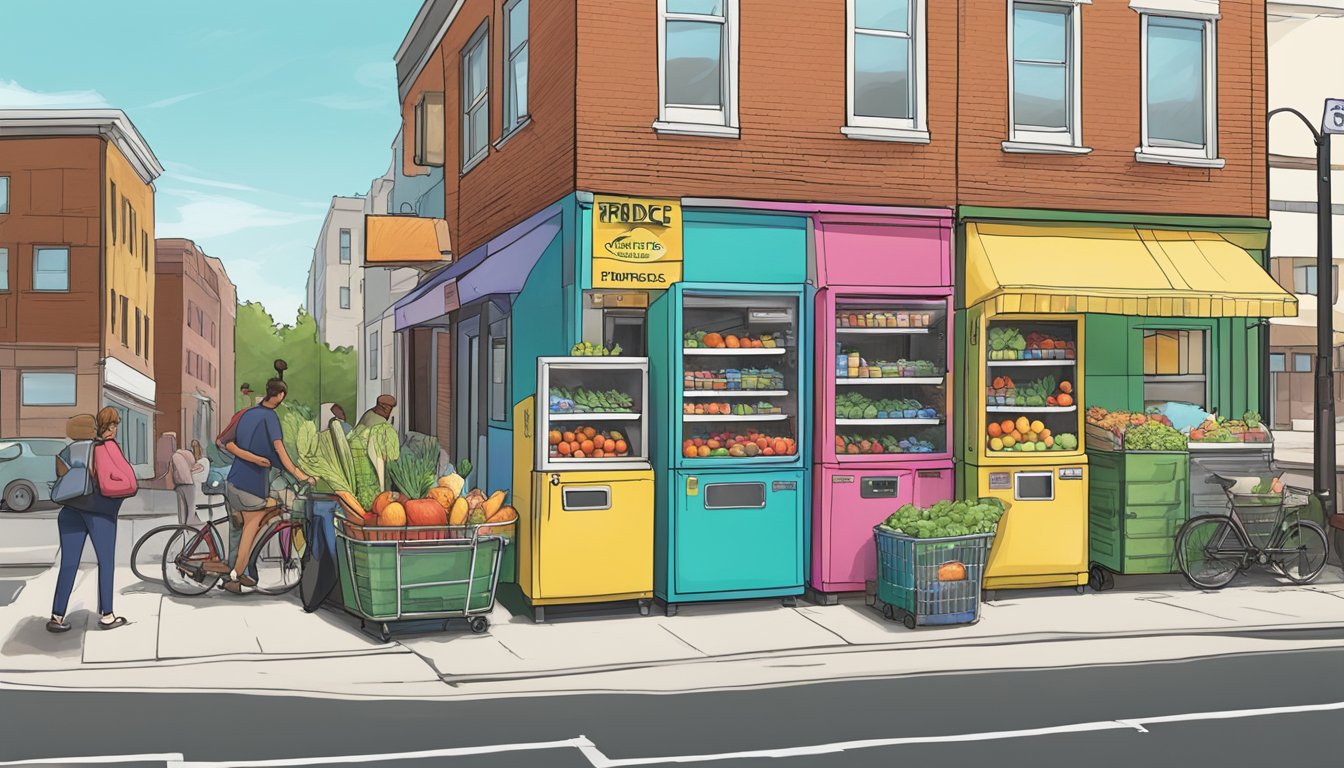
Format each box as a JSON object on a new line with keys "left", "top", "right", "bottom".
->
{"left": 4, "top": 559, "right": 1344, "bottom": 701}
{"left": 0, "top": 488, "right": 181, "bottom": 566}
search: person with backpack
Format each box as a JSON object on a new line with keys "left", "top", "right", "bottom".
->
{"left": 47, "top": 408, "right": 139, "bottom": 633}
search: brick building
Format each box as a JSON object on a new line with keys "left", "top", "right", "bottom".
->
{"left": 153, "top": 238, "right": 237, "bottom": 464}
{"left": 0, "top": 109, "right": 162, "bottom": 482}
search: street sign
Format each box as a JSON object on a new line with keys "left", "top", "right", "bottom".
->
{"left": 1326, "top": 98, "right": 1344, "bottom": 135}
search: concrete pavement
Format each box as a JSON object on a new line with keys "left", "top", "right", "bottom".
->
{"left": 0, "top": 488, "right": 183, "bottom": 566}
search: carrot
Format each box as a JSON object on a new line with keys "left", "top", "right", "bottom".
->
{"left": 332, "top": 490, "right": 367, "bottom": 521}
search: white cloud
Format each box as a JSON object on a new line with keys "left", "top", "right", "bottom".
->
{"left": 163, "top": 170, "right": 259, "bottom": 193}
{"left": 222, "top": 257, "right": 307, "bottom": 323}
{"left": 143, "top": 90, "right": 210, "bottom": 109}
{"left": 157, "top": 190, "right": 323, "bottom": 241}
{"left": 0, "top": 79, "right": 109, "bottom": 109}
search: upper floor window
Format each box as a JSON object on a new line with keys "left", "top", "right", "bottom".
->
{"left": 144, "top": 315, "right": 150, "bottom": 361}
{"left": 844, "top": 0, "right": 928, "bottom": 143}
{"left": 1293, "top": 264, "right": 1339, "bottom": 301}
{"left": 339, "top": 286, "right": 351, "bottom": 310}
{"left": 21, "top": 372, "right": 76, "bottom": 406}
{"left": 503, "top": 0, "right": 530, "bottom": 136}
{"left": 120, "top": 295, "right": 129, "bottom": 345}
{"left": 656, "top": 0, "right": 740, "bottom": 137}
{"left": 33, "top": 247, "right": 69, "bottom": 292}
{"left": 1138, "top": 10, "right": 1221, "bottom": 167}
{"left": 134, "top": 307, "right": 142, "bottom": 357}
{"left": 368, "top": 330, "right": 380, "bottom": 381}
{"left": 0, "top": 249, "right": 8, "bottom": 291}
{"left": 1006, "top": 1, "right": 1086, "bottom": 154}
{"left": 462, "top": 23, "right": 491, "bottom": 171}
{"left": 339, "top": 228, "right": 352, "bottom": 264}
{"left": 414, "top": 92, "right": 446, "bottom": 167}
{"left": 109, "top": 182, "right": 117, "bottom": 235}
{"left": 0, "top": 175, "right": 9, "bottom": 213}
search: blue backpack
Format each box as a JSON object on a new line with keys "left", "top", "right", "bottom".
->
{"left": 52, "top": 440, "right": 96, "bottom": 507}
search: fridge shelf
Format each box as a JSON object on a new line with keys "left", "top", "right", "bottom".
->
{"left": 986, "top": 360, "right": 1076, "bottom": 368}
{"left": 837, "top": 377, "right": 944, "bottom": 385}
{"left": 985, "top": 406, "right": 1077, "bottom": 413}
{"left": 548, "top": 412, "right": 643, "bottom": 421}
{"left": 683, "top": 414, "right": 790, "bottom": 423}
{"left": 836, "top": 328, "right": 931, "bottom": 336}
{"left": 683, "top": 390, "right": 789, "bottom": 398}
{"left": 683, "top": 348, "right": 788, "bottom": 356}
{"left": 836, "top": 418, "right": 942, "bottom": 426}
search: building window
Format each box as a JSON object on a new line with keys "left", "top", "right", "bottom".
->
{"left": 1006, "top": 1, "right": 1084, "bottom": 151}
{"left": 110, "top": 290, "right": 117, "bottom": 332}
{"left": 144, "top": 316, "right": 150, "bottom": 361}
{"left": 339, "top": 229, "right": 352, "bottom": 264}
{"left": 490, "top": 331, "right": 508, "bottom": 423}
{"left": 21, "top": 372, "right": 76, "bottom": 406}
{"left": 462, "top": 23, "right": 491, "bottom": 171}
{"left": 503, "top": 0, "right": 530, "bottom": 135}
{"left": 369, "top": 330, "right": 380, "bottom": 381}
{"left": 120, "top": 295, "right": 129, "bottom": 346}
{"left": 656, "top": 0, "right": 739, "bottom": 136}
{"left": 142, "top": 232, "right": 149, "bottom": 269}
{"left": 413, "top": 92, "right": 446, "bottom": 167}
{"left": 0, "top": 248, "right": 8, "bottom": 291}
{"left": 844, "top": 0, "right": 927, "bottom": 142}
{"left": 134, "top": 308, "right": 142, "bottom": 356}
{"left": 0, "top": 175, "right": 8, "bottom": 213}
{"left": 1139, "top": 13, "right": 1219, "bottom": 166}
{"left": 1295, "top": 353, "right": 1313, "bottom": 372}
{"left": 1292, "top": 264, "right": 1339, "bottom": 300}
{"left": 33, "top": 247, "right": 69, "bottom": 292}
{"left": 339, "top": 286, "right": 351, "bottom": 309}
{"left": 109, "top": 182, "right": 117, "bottom": 236}
{"left": 1142, "top": 329, "right": 1207, "bottom": 408}
{"left": 1269, "top": 353, "right": 1286, "bottom": 373}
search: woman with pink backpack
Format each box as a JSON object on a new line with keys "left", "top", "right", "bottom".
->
{"left": 47, "top": 407, "right": 140, "bottom": 633}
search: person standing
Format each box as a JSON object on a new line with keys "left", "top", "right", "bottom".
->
{"left": 358, "top": 395, "right": 396, "bottom": 429}
{"left": 222, "top": 377, "right": 312, "bottom": 594}
{"left": 169, "top": 440, "right": 205, "bottom": 526}
{"left": 48, "top": 408, "right": 137, "bottom": 633}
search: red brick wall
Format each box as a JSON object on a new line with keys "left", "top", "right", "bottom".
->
{"left": 956, "top": 0, "right": 1266, "bottom": 217}
{"left": 573, "top": 0, "right": 957, "bottom": 204}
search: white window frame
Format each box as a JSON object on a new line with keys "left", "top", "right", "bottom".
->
{"left": 339, "top": 228, "right": 352, "bottom": 264}
{"left": 842, "top": 0, "right": 929, "bottom": 144}
{"left": 0, "top": 248, "right": 8, "bottom": 291}
{"left": 461, "top": 22, "right": 491, "bottom": 173}
{"left": 33, "top": 246, "right": 69, "bottom": 292}
{"left": 1004, "top": 0, "right": 1092, "bottom": 155}
{"left": 502, "top": 0, "right": 530, "bottom": 139}
{"left": 654, "top": 0, "right": 740, "bottom": 138}
{"left": 0, "top": 175, "right": 8, "bottom": 214}
{"left": 339, "top": 286, "right": 351, "bottom": 310}
{"left": 1135, "top": 7, "right": 1222, "bottom": 169}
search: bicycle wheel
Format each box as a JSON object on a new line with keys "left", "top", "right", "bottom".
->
{"left": 162, "top": 525, "right": 226, "bottom": 596}
{"left": 131, "top": 524, "right": 188, "bottom": 584}
{"left": 1176, "top": 515, "right": 1244, "bottom": 590}
{"left": 250, "top": 524, "right": 303, "bottom": 595}
{"left": 1272, "top": 521, "right": 1329, "bottom": 584}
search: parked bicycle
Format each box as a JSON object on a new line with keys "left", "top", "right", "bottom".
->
{"left": 1176, "top": 475, "right": 1328, "bottom": 590}
{"left": 131, "top": 473, "right": 311, "bottom": 596}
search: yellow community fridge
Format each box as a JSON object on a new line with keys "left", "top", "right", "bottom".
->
{"left": 513, "top": 356, "right": 654, "bottom": 622}
{"left": 958, "top": 308, "right": 1089, "bottom": 591}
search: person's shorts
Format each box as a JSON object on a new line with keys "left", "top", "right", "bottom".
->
{"left": 224, "top": 482, "right": 270, "bottom": 515}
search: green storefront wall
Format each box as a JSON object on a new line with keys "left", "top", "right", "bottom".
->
{"left": 956, "top": 206, "right": 1273, "bottom": 422}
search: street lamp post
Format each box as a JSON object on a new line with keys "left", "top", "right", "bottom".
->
{"left": 1270, "top": 102, "right": 1341, "bottom": 521}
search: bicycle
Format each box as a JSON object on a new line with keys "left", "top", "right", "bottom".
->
{"left": 1175, "top": 475, "right": 1329, "bottom": 590}
{"left": 129, "top": 482, "right": 229, "bottom": 587}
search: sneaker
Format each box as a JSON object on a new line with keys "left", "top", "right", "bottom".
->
{"left": 222, "top": 580, "right": 253, "bottom": 595}
{"left": 46, "top": 618, "right": 71, "bottom": 633}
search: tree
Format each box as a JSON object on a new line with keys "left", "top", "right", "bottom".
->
{"left": 234, "top": 302, "right": 356, "bottom": 420}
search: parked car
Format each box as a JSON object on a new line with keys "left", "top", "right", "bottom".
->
{"left": 0, "top": 438, "right": 69, "bottom": 513}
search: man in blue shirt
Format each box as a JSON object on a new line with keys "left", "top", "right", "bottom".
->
{"left": 223, "top": 378, "right": 312, "bottom": 594}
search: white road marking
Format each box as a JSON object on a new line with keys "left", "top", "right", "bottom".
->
{"left": 98, "top": 699, "right": 1344, "bottom": 767}
{"left": 0, "top": 755, "right": 185, "bottom": 766}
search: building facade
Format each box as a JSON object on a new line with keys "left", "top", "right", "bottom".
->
{"left": 0, "top": 109, "right": 162, "bottom": 475}
{"left": 153, "top": 238, "right": 237, "bottom": 461}
{"left": 1266, "top": 0, "right": 1344, "bottom": 429}
{"left": 358, "top": 159, "right": 421, "bottom": 418}
{"left": 305, "top": 195, "right": 365, "bottom": 349}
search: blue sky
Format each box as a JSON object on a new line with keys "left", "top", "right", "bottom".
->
{"left": 0, "top": 0, "right": 422, "bottom": 320}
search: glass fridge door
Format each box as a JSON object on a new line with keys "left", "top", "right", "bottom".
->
{"left": 982, "top": 319, "right": 1082, "bottom": 458}
{"left": 681, "top": 294, "right": 800, "bottom": 461}
{"left": 833, "top": 298, "right": 949, "bottom": 458}
{"left": 540, "top": 358, "right": 649, "bottom": 470}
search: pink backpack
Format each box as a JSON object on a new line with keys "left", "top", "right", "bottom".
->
{"left": 93, "top": 439, "right": 139, "bottom": 499}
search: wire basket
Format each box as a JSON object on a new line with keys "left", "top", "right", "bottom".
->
{"left": 873, "top": 526, "right": 993, "bottom": 627}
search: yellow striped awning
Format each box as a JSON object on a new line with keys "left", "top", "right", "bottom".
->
{"left": 964, "top": 223, "right": 1297, "bottom": 319}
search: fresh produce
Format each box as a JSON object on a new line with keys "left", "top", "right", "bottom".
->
{"left": 937, "top": 562, "right": 967, "bottom": 582}
{"left": 682, "top": 431, "right": 797, "bottom": 458}
{"left": 549, "top": 387, "right": 635, "bottom": 414}
{"left": 683, "top": 401, "right": 783, "bottom": 416}
{"left": 836, "top": 392, "right": 938, "bottom": 420}
{"left": 837, "top": 355, "right": 939, "bottom": 379}
{"left": 880, "top": 498, "right": 1006, "bottom": 539}
{"left": 837, "top": 310, "right": 934, "bottom": 328}
{"left": 1243, "top": 410, "right": 1262, "bottom": 429}
{"left": 571, "top": 340, "right": 623, "bottom": 356}
{"left": 987, "top": 327, "right": 1026, "bottom": 359}
{"left": 985, "top": 414, "right": 1075, "bottom": 452}
{"left": 1123, "top": 421, "right": 1188, "bottom": 451}
{"left": 387, "top": 432, "right": 440, "bottom": 500}
{"left": 987, "top": 327, "right": 1076, "bottom": 360}
{"left": 986, "top": 375, "right": 1074, "bottom": 407}
{"left": 549, "top": 426, "right": 633, "bottom": 459}
{"left": 835, "top": 434, "right": 937, "bottom": 455}
{"left": 684, "top": 330, "right": 778, "bottom": 349}
{"left": 685, "top": 368, "right": 785, "bottom": 391}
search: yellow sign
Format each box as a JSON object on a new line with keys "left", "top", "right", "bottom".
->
{"left": 592, "top": 195, "right": 683, "bottom": 289}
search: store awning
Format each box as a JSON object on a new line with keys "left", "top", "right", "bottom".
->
{"left": 964, "top": 223, "right": 1298, "bottom": 318}
{"left": 364, "top": 214, "right": 452, "bottom": 267}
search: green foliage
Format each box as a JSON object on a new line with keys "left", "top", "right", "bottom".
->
{"left": 388, "top": 432, "right": 439, "bottom": 499}
{"left": 881, "top": 498, "right": 1006, "bottom": 539}
{"left": 1123, "top": 422, "right": 1187, "bottom": 452}
{"left": 234, "top": 302, "right": 357, "bottom": 421}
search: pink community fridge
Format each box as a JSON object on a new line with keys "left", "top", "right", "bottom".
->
{"left": 810, "top": 210, "right": 956, "bottom": 603}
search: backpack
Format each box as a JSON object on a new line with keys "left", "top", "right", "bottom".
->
{"left": 51, "top": 440, "right": 96, "bottom": 504}
{"left": 216, "top": 408, "right": 248, "bottom": 455}
{"left": 93, "top": 439, "right": 138, "bottom": 499}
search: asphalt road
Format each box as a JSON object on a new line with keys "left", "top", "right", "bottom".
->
{"left": 3, "top": 644, "right": 1344, "bottom": 766}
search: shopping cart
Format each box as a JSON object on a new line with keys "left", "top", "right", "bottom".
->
{"left": 333, "top": 517, "right": 507, "bottom": 642}
{"left": 867, "top": 526, "right": 993, "bottom": 629}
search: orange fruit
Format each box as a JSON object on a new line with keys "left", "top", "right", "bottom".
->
{"left": 697, "top": 445, "right": 711, "bottom": 457}
{"left": 593, "top": 449, "right": 605, "bottom": 458}
{"left": 616, "top": 439, "right": 628, "bottom": 454}
{"left": 558, "top": 442, "right": 573, "bottom": 455}
{"left": 563, "top": 431, "right": 576, "bottom": 443}
{"left": 604, "top": 439, "right": 616, "bottom": 453}
{"left": 684, "top": 445, "right": 697, "bottom": 458}
{"left": 987, "top": 423, "right": 1003, "bottom": 438}
{"left": 1000, "top": 420, "right": 1015, "bottom": 435}
{"left": 573, "top": 450, "right": 586, "bottom": 458}
{"left": 583, "top": 426, "right": 598, "bottom": 439}
{"left": 549, "top": 430, "right": 562, "bottom": 445}
{"left": 580, "top": 439, "right": 595, "bottom": 454}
